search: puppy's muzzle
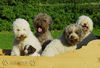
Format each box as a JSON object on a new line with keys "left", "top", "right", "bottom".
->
{"left": 17, "top": 34, "right": 26, "bottom": 41}
{"left": 69, "top": 35, "right": 79, "bottom": 43}
{"left": 82, "top": 23, "right": 88, "bottom": 31}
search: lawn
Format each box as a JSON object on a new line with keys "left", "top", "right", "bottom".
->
{"left": 0, "top": 29, "right": 100, "bottom": 49}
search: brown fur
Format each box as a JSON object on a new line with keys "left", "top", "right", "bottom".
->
{"left": 2, "top": 49, "right": 11, "bottom": 55}
{"left": 34, "top": 13, "right": 53, "bottom": 50}
{"left": 21, "top": 45, "right": 36, "bottom": 56}
{"left": 35, "top": 30, "right": 53, "bottom": 48}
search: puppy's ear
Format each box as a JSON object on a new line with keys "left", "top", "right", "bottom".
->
{"left": 79, "top": 27, "right": 86, "bottom": 41}
{"left": 45, "top": 24, "right": 49, "bottom": 29}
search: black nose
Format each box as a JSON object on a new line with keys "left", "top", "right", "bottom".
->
{"left": 84, "top": 23, "right": 87, "bottom": 26}
{"left": 70, "top": 35, "right": 78, "bottom": 41}
{"left": 70, "top": 35, "right": 74, "bottom": 39}
{"left": 20, "top": 34, "right": 24, "bottom": 37}
{"left": 20, "top": 35, "right": 25, "bottom": 39}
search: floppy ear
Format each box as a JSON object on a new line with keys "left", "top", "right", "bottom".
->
{"left": 45, "top": 24, "right": 49, "bottom": 29}
{"left": 79, "top": 27, "right": 86, "bottom": 40}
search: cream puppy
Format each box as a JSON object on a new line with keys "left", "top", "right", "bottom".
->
{"left": 11, "top": 18, "right": 41, "bottom": 56}
{"left": 41, "top": 24, "right": 85, "bottom": 56}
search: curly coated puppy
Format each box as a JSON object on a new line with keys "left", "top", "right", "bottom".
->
{"left": 11, "top": 18, "right": 41, "bottom": 56}
{"left": 34, "top": 13, "right": 53, "bottom": 51}
{"left": 41, "top": 24, "right": 85, "bottom": 56}
{"left": 76, "top": 15, "right": 97, "bottom": 49}
{"left": 76, "top": 15, "right": 93, "bottom": 37}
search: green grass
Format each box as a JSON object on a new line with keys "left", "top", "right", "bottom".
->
{"left": 92, "top": 29, "right": 100, "bottom": 36}
{"left": 0, "top": 32, "right": 14, "bottom": 49}
{"left": 0, "top": 29, "right": 100, "bottom": 49}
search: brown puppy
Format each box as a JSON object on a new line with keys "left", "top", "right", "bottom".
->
{"left": 34, "top": 13, "right": 53, "bottom": 51}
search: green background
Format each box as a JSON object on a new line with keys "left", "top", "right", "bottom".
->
{"left": 0, "top": 0, "right": 100, "bottom": 49}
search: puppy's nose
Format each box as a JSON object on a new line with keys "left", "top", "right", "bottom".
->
{"left": 84, "top": 23, "right": 87, "bottom": 26}
{"left": 20, "top": 34, "right": 24, "bottom": 37}
{"left": 70, "top": 36, "right": 77, "bottom": 40}
{"left": 20, "top": 34, "right": 25, "bottom": 39}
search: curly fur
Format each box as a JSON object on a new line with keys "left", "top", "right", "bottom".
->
{"left": 11, "top": 18, "right": 41, "bottom": 56}
{"left": 76, "top": 15, "right": 97, "bottom": 49}
{"left": 34, "top": 13, "right": 53, "bottom": 51}
{"left": 41, "top": 24, "right": 85, "bottom": 56}
{"left": 76, "top": 15, "right": 93, "bottom": 37}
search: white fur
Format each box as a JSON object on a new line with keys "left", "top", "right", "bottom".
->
{"left": 76, "top": 15, "right": 93, "bottom": 38}
{"left": 11, "top": 18, "right": 41, "bottom": 56}
{"left": 29, "top": 52, "right": 40, "bottom": 56}
{"left": 41, "top": 36, "right": 77, "bottom": 56}
{"left": 76, "top": 15, "right": 93, "bottom": 32}
{"left": 41, "top": 24, "right": 85, "bottom": 56}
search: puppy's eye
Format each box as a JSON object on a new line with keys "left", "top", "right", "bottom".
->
{"left": 43, "top": 20, "right": 46, "bottom": 22}
{"left": 17, "top": 29, "right": 20, "bottom": 31}
{"left": 75, "top": 31, "right": 79, "bottom": 34}
{"left": 69, "top": 31, "right": 72, "bottom": 34}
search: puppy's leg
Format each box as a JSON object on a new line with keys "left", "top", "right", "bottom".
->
{"left": 11, "top": 46, "right": 20, "bottom": 56}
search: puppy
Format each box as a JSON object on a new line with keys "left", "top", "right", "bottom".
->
{"left": 21, "top": 45, "right": 40, "bottom": 56}
{"left": 34, "top": 13, "right": 53, "bottom": 51}
{"left": 76, "top": 15, "right": 97, "bottom": 49}
{"left": 41, "top": 24, "right": 85, "bottom": 56}
{"left": 11, "top": 18, "right": 41, "bottom": 56}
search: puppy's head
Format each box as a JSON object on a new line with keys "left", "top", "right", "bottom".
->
{"left": 23, "top": 45, "right": 36, "bottom": 55}
{"left": 64, "top": 24, "right": 85, "bottom": 46}
{"left": 76, "top": 15, "right": 93, "bottom": 33}
{"left": 13, "top": 18, "right": 31, "bottom": 41}
{"left": 34, "top": 13, "right": 53, "bottom": 34}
